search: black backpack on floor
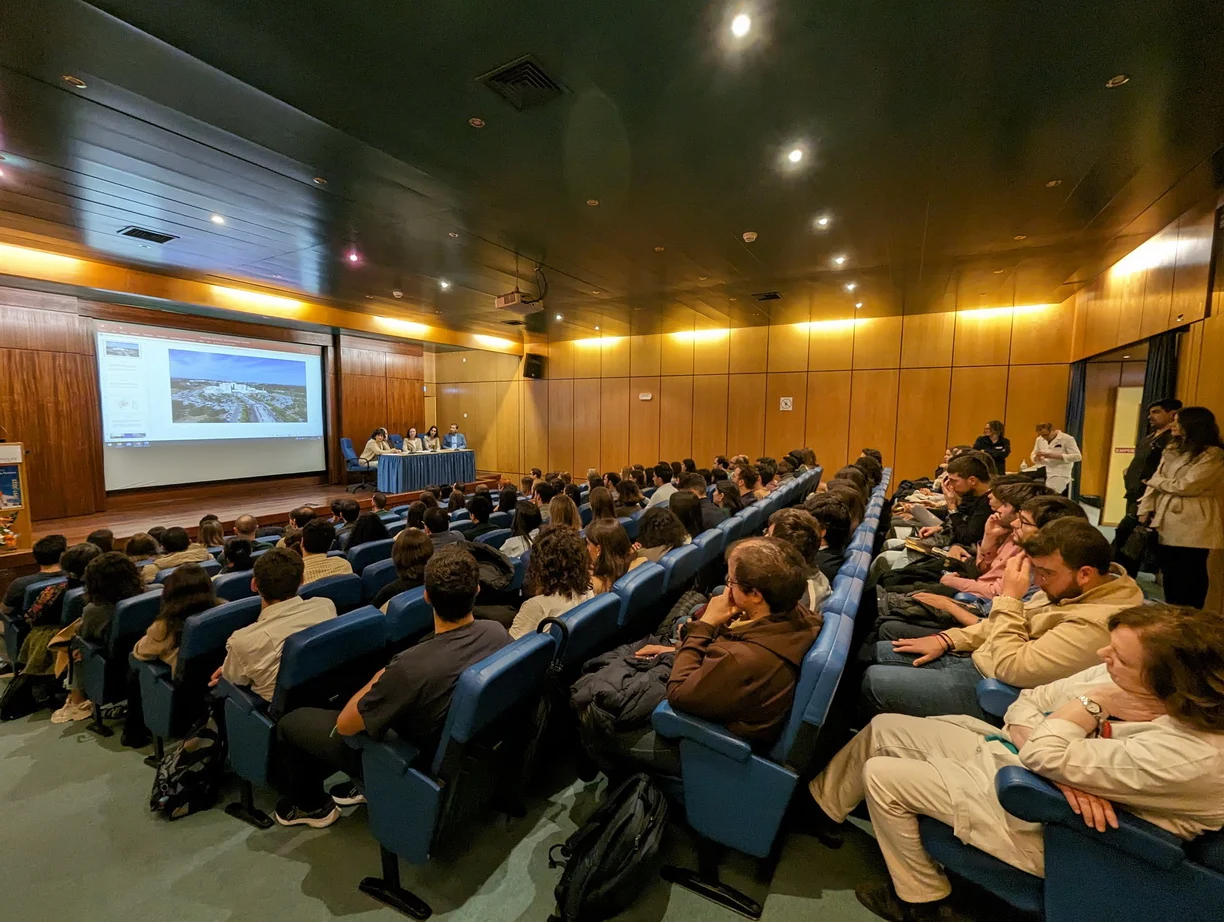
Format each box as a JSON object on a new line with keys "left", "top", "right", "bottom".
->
{"left": 548, "top": 773, "right": 669, "bottom": 922}
{"left": 149, "top": 711, "right": 227, "bottom": 820}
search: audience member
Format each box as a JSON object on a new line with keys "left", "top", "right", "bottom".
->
{"left": 1030, "top": 422, "right": 1082, "bottom": 495}
{"left": 86, "top": 529, "right": 114, "bottom": 554}
{"left": 587, "top": 518, "right": 637, "bottom": 592}
{"left": 863, "top": 518, "right": 1144, "bottom": 720}
{"left": 16, "top": 543, "right": 100, "bottom": 690}
{"left": 332, "top": 499, "right": 361, "bottom": 550}
{"left": 669, "top": 491, "right": 704, "bottom": 541}
{"left": 463, "top": 494, "right": 497, "bottom": 539}
{"left": 564, "top": 483, "right": 584, "bottom": 506}
{"left": 810, "top": 603, "right": 1224, "bottom": 922}
{"left": 678, "top": 473, "right": 726, "bottom": 530}
{"left": 768, "top": 509, "right": 833, "bottom": 610}
{"left": 757, "top": 458, "right": 779, "bottom": 492}
{"left": 405, "top": 502, "right": 427, "bottom": 530}
{"left": 299, "top": 521, "right": 355, "bottom": 584}
{"left": 371, "top": 492, "right": 389, "bottom": 513}
{"left": 520, "top": 475, "right": 536, "bottom": 496}
{"left": 496, "top": 487, "right": 518, "bottom": 514}
{"left": 370, "top": 529, "right": 434, "bottom": 611}
{"left": 220, "top": 538, "right": 255, "bottom": 574}
{"left": 208, "top": 548, "right": 336, "bottom": 705}
{"left": 271, "top": 548, "right": 510, "bottom": 827}
{"left": 804, "top": 493, "right": 851, "bottom": 580}
{"left": 124, "top": 563, "right": 218, "bottom": 747}
{"left": 860, "top": 447, "right": 882, "bottom": 465}
{"left": 712, "top": 479, "right": 744, "bottom": 514}
{"left": 233, "top": 514, "right": 260, "bottom": 543}
{"left": 853, "top": 455, "right": 884, "bottom": 490}
{"left": 123, "top": 533, "right": 161, "bottom": 584}
{"left": 670, "top": 461, "right": 683, "bottom": 482}
{"left": 633, "top": 508, "right": 689, "bottom": 564}
{"left": 447, "top": 490, "right": 467, "bottom": 514}
{"left": 534, "top": 481, "right": 557, "bottom": 522}
{"left": 631, "top": 468, "right": 647, "bottom": 488}
{"left": 831, "top": 465, "right": 870, "bottom": 501}
{"left": 613, "top": 480, "right": 645, "bottom": 517}
{"left": 418, "top": 491, "right": 439, "bottom": 510}
{"left": 548, "top": 494, "right": 582, "bottom": 530}
{"left": 501, "top": 502, "right": 543, "bottom": 558}
{"left": 147, "top": 525, "right": 168, "bottom": 549}
{"left": 196, "top": 519, "right": 222, "bottom": 550}
{"left": 346, "top": 512, "right": 390, "bottom": 551}
{"left": 646, "top": 463, "right": 678, "bottom": 508}
{"left": 588, "top": 486, "right": 617, "bottom": 522}
{"left": 424, "top": 506, "right": 466, "bottom": 549}
{"left": 825, "top": 482, "right": 866, "bottom": 530}
{"left": 511, "top": 526, "right": 596, "bottom": 639}
{"left": 277, "top": 505, "right": 316, "bottom": 548}
{"left": 153, "top": 526, "right": 212, "bottom": 571}
{"left": 734, "top": 465, "right": 768, "bottom": 503}
{"left": 972, "top": 419, "right": 1011, "bottom": 472}
{"left": 1, "top": 534, "right": 67, "bottom": 616}
{"left": 602, "top": 471, "right": 622, "bottom": 501}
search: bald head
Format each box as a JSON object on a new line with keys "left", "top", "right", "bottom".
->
{"left": 234, "top": 514, "right": 259, "bottom": 539}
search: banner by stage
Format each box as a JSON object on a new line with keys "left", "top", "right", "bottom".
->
{"left": 376, "top": 450, "right": 477, "bottom": 494}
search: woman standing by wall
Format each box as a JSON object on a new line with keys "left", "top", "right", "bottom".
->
{"left": 973, "top": 420, "right": 1011, "bottom": 473}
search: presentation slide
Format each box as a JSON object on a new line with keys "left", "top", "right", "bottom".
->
{"left": 95, "top": 321, "right": 326, "bottom": 491}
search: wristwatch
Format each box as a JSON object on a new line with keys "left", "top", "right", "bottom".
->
{"left": 1077, "top": 695, "right": 1106, "bottom": 729}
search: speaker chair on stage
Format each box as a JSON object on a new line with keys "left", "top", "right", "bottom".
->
{"left": 341, "top": 438, "right": 374, "bottom": 493}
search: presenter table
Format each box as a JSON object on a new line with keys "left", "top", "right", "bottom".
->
{"left": 376, "top": 450, "right": 476, "bottom": 494}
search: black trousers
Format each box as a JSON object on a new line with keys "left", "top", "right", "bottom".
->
{"left": 275, "top": 707, "right": 363, "bottom": 811}
{"left": 123, "top": 667, "right": 149, "bottom": 741}
{"left": 1157, "top": 544, "right": 1211, "bottom": 609}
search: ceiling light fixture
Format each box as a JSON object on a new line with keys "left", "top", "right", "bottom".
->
{"left": 439, "top": 279, "right": 450, "bottom": 289}
{"left": 448, "top": 231, "right": 459, "bottom": 238}
{"left": 210, "top": 214, "right": 226, "bottom": 225}
{"left": 845, "top": 282, "right": 857, "bottom": 292}
{"left": 698, "top": 275, "right": 708, "bottom": 280}
{"left": 62, "top": 75, "right": 86, "bottom": 89}
{"left": 1013, "top": 234, "right": 1027, "bottom": 241}
{"left": 855, "top": 302, "right": 863, "bottom": 309}
{"left": 468, "top": 116, "right": 486, "bottom": 128}
{"left": 1122, "top": 354, "right": 1131, "bottom": 359}
{"left": 346, "top": 250, "right": 360, "bottom": 263}
{"left": 1045, "top": 179, "right": 1063, "bottom": 188}
{"left": 555, "top": 313, "right": 563, "bottom": 321}
{"left": 312, "top": 176, "right": 327, "bottom": 186}
{"left": 1105, "top": 74, "right": 1131, "bottom": 88}
{"left": 994, "top": 268, "right": 1005, "bottom": 274}
{"left": 729, "top": 297, "right": 738, "bottom": 302}
{"left": 654, "top": 246, "right": 665, "bottom": 252}
{"left": 591, "top": 289, "right": 601, "bottom": 295}
{"left": 0, "top": 168, "right": 5, "bottom": 179}
{"left": 595, "top": 325, "right": 600, "bottom": 331}
{"left": 788, "top": 148, "right": 803, "bottom": 164}
{"left": 833, "top": 255, "right": 846, "bottom": 266}
{"left": 730, "top": 13, "right": 751, "bottom": 37}
{"left": 816, "top": 215, "right": 831, "bottom": 228}
{"left": 586, "top": 198, "right": 599, "bottom": 206}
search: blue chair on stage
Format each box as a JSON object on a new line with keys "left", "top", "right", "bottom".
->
{"left": 361, "top": 559, "right": 399, "bottom": 604}
{"left": 612, "top": 562, "right": 665, "bottom": 631}
{"left": 384, "top": 587, "right": 433, "bottom": 651}
{"left": 300, "top": 573, "right": 363, "bottom": 613}
{"left": 351, "top": 633, "right": 557, "bottom": 918}
{"left": 388, "top": 433, "right": 404, "bottom": 450}
{"left": 341, "top": 437, "right": 374, "bottom": 493}
{"left": 219, "top": 607, "right": 387, "bottom": 827}
{"left": 474, "top": 528, "right": 512, "bottom": 549}
{"left": 348, "top": 538, "right": 394, "bottom": 575}
{"left": 133, "top": 596, "right": 262, "bottom": 761}
{"left": 213, "top": 571, "right": 256, "bottom": 602}
{"left": 155, "top": 558, "right": 220, "bottom": 584}
{"left": 918, "top": 766, "right": 1224, "bottom": 922}
{"left": 74, "top": 587, "right": 163, "bottom": 736}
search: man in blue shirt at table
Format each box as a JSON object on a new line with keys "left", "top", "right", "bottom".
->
{"left": 442, "top": 423, "right": 468, "bottom": 450}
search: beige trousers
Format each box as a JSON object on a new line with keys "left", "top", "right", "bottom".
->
{"left": 809, "top": 713, "right": 1044, "bottom": 904}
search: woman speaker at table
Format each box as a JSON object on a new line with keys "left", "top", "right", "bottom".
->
{"left": 403, "top": 427, "right": 423, "bottom": 452}
{"left": 360, "top": 428, "right": 401, "bottom": 467}
{"left": 422, "top": 425, "right": 442, "bottom": 451}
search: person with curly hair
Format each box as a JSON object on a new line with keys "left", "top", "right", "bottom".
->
{"left": 509, "top": 525, "right": 595, "bottom": 639}
{"left": 634, "top": 507, "right": 688, "bottom": 564}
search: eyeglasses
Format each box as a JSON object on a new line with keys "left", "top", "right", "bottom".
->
{"left": 1017, "top": 516, "right": 1037, "bottom": 528}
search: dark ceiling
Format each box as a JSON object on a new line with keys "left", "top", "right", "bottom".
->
{"left": 1, "top": 0, "right": 1222, "bottom": 339}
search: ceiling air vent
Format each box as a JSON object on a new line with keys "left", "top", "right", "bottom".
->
{"left": 500, "top": 318, "right": 528, "bottom": 326}
{"left": 478, "top": 54, "right": 566, "bottom": 110}
{"left": 753, "top": 291, "right": 782, "bottom": 301}
{"left": 117, "top": 226, "right": 178, "bottom": 244}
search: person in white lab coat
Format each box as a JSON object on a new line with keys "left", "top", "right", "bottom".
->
{"left": 808, "top": 602, "right": 1224, "bottom": 922}
{"left": 1029, "top": 422, "right": 1082, "bottom": 495}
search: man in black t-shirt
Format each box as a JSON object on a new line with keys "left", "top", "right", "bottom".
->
{"left": 272, "top": 548, "right": 510, "bottom": 828}
{"left": 1, "top": 534, "right": 67, "bottom": 617}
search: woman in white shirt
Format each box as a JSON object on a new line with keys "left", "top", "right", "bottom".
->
{"left": 509, "top": 525, "right": 595, "bottom": 639}
{"left": 500, "top": 501, "right": 542, "bottom": 559}
{"left": 402, "top": 426, "right": 423, "bottom": 453}
{"left": 359, "top": 428, "right": 399, "bottom": 467}
{"left": 807, "top": 602, "right": 1224, "bottom": 920}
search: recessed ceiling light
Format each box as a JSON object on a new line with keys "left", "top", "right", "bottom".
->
{"left": 654, "top": 246, "right": 665, "bottom": 252}
{"left": 994, "top": 268, "right": 1005, "bottom": 274}
{"left": 1045, "top": 179, "right": 1063, "bottom": 188}
{"left": 845, "top": 282, "right": 857, "bottom": 292}
{"left": 788, "top": 148, "right": 803, "bottom": 164}
{"left": 594, "top": 325, "right": 600, "bottom": 331}
{"left": 0, "top": 168, "right": 5, "bottom": 179}
{"left": 1105, "top": 74, "right": 1130, "bottom": 88}
{"left": 272, "top": 274, "right": 283, "bottom": 279}
{"left": 448, "top": 231, "right": 459, "bottom": 238}
{"left": 586, "top": 198, "right": 599, "bottom": 206}
{"left": 1013, "top": 234, "right": 1027, "bottom": 241}
{"left": 815, "top": 215, "right": 831, "bottom": 228}
{"left": 210, "top": 214, "right": 226, "bottom": 225}
{"left": 364, "top": 295, "right": 374, "bottom": 300}
{"left": 555, "top": 313, "right": 563, "bottom": 321}
{"left": 731, "top": 12, "right": 751, "bottom": 37}
{"left": 855, "top": 302, "right": 863, "bottom": 309}
{"left": 591, "top": 289, "right": 601, "bottom": 295}
{"left": 468, "top": 116, "right": 486, "bottom": 128}
{"left": 729, "top": 297, "right": 738, "bottom": 302}
{"left": 312, "top": 176, "right": 327, "bottom": 186}
{"left": 62, "top": 75, "right": 86, "bottom": 89}
{"left": 1122, "top": 354, "right": 1131, "bottom": 359}
{"left": 346, "top": 250, "right": 360, "bottom": 263}
{"left": 439, "top": 280, "right": 450, "bottom": 289}
{"left": 833, "top": 255, "right": 846, "bottom": 266}
{"left": 138, "top": 244, "right": 152, "bottom": 249}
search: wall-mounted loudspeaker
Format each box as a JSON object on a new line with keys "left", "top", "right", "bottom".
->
{"left": 523, "top": 353, "right": 546, "bottom": 379}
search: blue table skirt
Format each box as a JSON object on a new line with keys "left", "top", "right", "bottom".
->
{"left": 376, "top": 450, "right": 477, "bottom": 494}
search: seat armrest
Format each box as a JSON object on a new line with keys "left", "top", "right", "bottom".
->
{"left": 73, "top": 636, "right": 104, "bottom": 657}
{"left": 652, "top": 701, "right": 752, "bottom": 762}
{"left": 345, "top": 731, "right": 422, "bottom": 773}
{"left": 996, "top": 766, "right": 1187, "bottom": 870}
{"left": 130, "top": 654, "right": 172, "bottom": 683}
{"left": 215, "top": 678, "right": 266, "bottom": 716}
{"left": 976, "top": 678, "right": 1021, "bottom": 718}
{"left": 953, "top": 591, "right": 983, "bottom": 603}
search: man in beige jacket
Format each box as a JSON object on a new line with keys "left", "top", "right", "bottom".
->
{"left": 861, "top": 518, "right": 1144, "bottom": 720}
{"left": 811, "top": 603, "right": 1224, "bottom": 922}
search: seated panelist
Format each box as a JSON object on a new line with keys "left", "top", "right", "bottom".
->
{"left": 402, "top": 426, "right": 423, "bottom": 452}
{"left": 442, "top": 422, "right": 468, "bottom": 450}
{"left": 422, "top": 425, "right": 442, "bottom": 451}
{"left": 359, "top": 428, "right": 400, "bottom": 467}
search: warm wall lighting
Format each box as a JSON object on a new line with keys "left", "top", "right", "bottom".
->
{"left": 472, "top": 334, "right": 515, "bottom": 349}
{"left": 670, "top": 328, "right": 730, "bottom": 343}
{"left": 374, "top": 316, "right": 430, "bottom": 337}
{"left": 956, "top": 303, "right": 1052, "bottom": 321}
{"left": 801, "top": 318, "right": 861, "bottom": 333}
{"left": 573, "top": 335, "right": 624, "bottom": 348}
{"left": 210, "top": 285, "right": 303, "bottom": 313}
{"left": 0, "top": 242, "right": 85, "bottom": 278}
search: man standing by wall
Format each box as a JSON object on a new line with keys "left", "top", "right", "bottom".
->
{"left": 1029, "top": 422, "right": 1082, "bottom": 496}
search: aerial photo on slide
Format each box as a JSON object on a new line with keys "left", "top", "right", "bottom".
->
{"left": 169, "top": 349, "right": 309, "bottom": 424}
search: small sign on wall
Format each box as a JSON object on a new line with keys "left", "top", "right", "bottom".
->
{"left": 639, "top": 393, "right": 653, "bottom": 400}
{"left": 779, "top": 397, "right": 794, "bottom": 411}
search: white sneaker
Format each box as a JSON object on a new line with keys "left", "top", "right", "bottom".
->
{"left": 51, "top": 700, "right": 93, "bottom": 724}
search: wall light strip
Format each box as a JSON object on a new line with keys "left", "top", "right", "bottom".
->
{"left": 669, "top": 328, "right": 730, "bottom": 342}
{"left": 956, "top": 304, "right": 1052, "bottom": 320}
{"left": 209, "top": 284, "right": 303, "bottom": 312}
{"left": 800, "top": 319, "right": 861, "bottom": 332}
{"left": 472, "top": 333, "right": 516, "bottom": 349}
{"left": 374, "top": 315, "right": 430, "bottom": 337}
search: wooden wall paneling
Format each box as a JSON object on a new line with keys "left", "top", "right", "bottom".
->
{"left": 1176, "top": 321, "right": 1204, "bottom": 406}
{"left": 1004, "top": 365, "right": 1069, "bottom": 469}
{"left": 899, "top": 312, "right": 955, "bottom": 368}
{"left": 806, "top": 323, "right": 855, "bottom": 371}
{"left": 468, "top": 381, "right": 496, "bottom": 472}
{"left": 946, "top": 366, "right": 1009, "bottom": 447}
{"left": 522, "top": 380, "right": 549, "bottom": 472}
{"left": 805, "top": 371, "right": 852, "bottom": 471}
{"left": 433, "top": 351, "right": 462, "bottom": 383}
{"left": 599, "top": 378, "right": 631, "bottom": 473}
{"left": 384, "top": 350, "right": 424, "bottom": 381}
{"left": 1081, "top": 279, "right": 1121, "bottom": 358}
{"left": 764, "top": 372, "right": 808, "bottom": 458}
{"left": 600, "top": 337, "right": 630, "bottom": 378}
{"left": 726, "top": 373, "right": 766, "bottom": 458}
{"left": 893, "top": 368, "right": 952, "bottom": 481}
{"left": 659, "top": 332, "right": 695, "bottom": 376}
{"left": 1010, "top": 301, "right": 1074, "bottom": 366}
{"left": 548, "top": 338, "right": 576, "bottom": 379}
{"left": 1081, "top": 363, "right": 1123, "bottom": 498}
{"left": 1113, "top": 265, "right": 1147, "bottom": 348}
{"left": 628, "top": 377, "right": 661, "bottom": 465}
{"left": 727, "top": 326, "right": 768, "bottom": 374}
{"left": 339, "top": 347, "right": 387, "bottom": 377}
{"left": 341, "top": 374, "right": 387, "bottom": 447}
{"left": 385, "top": 377, "right": 426, "bottom": 433}
{"left": 630, "top": 334, "right": 662, "bottom": 377}
{"left": 852, "top": 316, "right": 903, "bottom": 370}
{"left": 87, "top": 300, "right": 332, "bottom": 347}
{"left": 952, "top": 311, "right": 1013, "bottom": 366}
{"left": 0, "top": 302, "right": 93, "bottom": 353}
{"left": 848, "top": 370, "right": 899, "bottom": 465}
{"left": 1120, "top": 361, "right": 1146, "bottom": 388}
{"left": 322, "top": 343, "right": 342, "bottom": 483}
{"left": 1139, "top": 225, "right": 1178, "bottom": 339}
{"left": 690, "top": 375, "right": 729, "bottom": 464}
{"left": 658, "top": 376, "right": 695, "bottom": 461}
{"left": 1169, "top": 205, "right": 1213, "bottom": 327}
{"left": 547, "top": 378, "right": 574, "bottom": 474}
{"left": 691, "top": 329, "right": 730, "bottom": 376}
{"left": 571, "top": 378, "right": 603, "bottom": 474}
{"left": 767, "top": 323, "right": 810, "bottom": 373}
{"left": 1070, "top": 290, "right": 1089, "bottom": 362}
{"left": 493, "top": 380, "right": 522, "bottom": 475}
{"left": 1191, "top": 315, "right": 1224, "bottom": 412}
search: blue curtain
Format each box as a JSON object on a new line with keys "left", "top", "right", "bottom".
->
{"left": 1138, "top": 330, "right": 1181, "bottom": 441}
{"left": 1065, "top": 360, "right": 1087, "bottom": 500}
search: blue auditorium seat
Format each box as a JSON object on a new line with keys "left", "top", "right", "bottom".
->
{"left": 219, "top": 606, "right": 387, "bottom": 827}
{"left": 715, "top": 514, "right": 746, "bottom": 546}
{"left": 474, "top": 528, "right": 512, "bottom": 549}
{"left": 212, "top": 570, "right": 256, "bottom": 602}
{"left": 578, "top": 503, "right": 593, "bottom": 526}
{"left": 613, "top": 561, "right": 665, "bottom": 631}
{"left": 391, "top": 504, "right": 411, "bottom": 517}
{"left": 341, "top": 437, "right": 374, "bottom": 492}
{"left": 74, "top": 587, "right": 164, "bottom": 736}
{"left": 539, "top": 593, "right": 620, "bottom": 669}
{"left": 449, "top": 509, "right": 468, "bottom": 522}
{"left": 0, "top": 576, "right": 66, "bottom": 664}
{"left": 449, "top": 520, "right": 477, "bottom": 534}
{"left": 154, "top": 558, "right": 221, "bottom": 584}
{"left": 658, "top": 544, "right": 702, "bottom": 596}
{"left": 347, "top": 538, "right": 394, "bottom": 574}
{"left": 133, "top": 596, "right": 262, "bottom": 757}
{"left": 691, "top": 528, "right": 726, "bottom": 570}
{"left": 384, "top": 587, "right": 432, "bottom": 649}
{"left": 977, "top": 677, "right": 1022, "bottom": 719}
{"left": 361, "top": 559, "right": 398, "bottom": 604}
{"left": 489, "top": 510, "right": 512, "bottom": 529}
{"left": 919, "top": 766, "right": 1224, "bottom": 922}
{"left": 617, "top": 515, "right": 639, "bottom": 540}
{"left": 300, "top": 573, "right": 363, "bottom": 613}
{"left": 385, "top": 519, "right": 406, "bottom": 538}
{"left": 351, "top": 632, "right": 557, "bottom": 917}
{"left": 61, "top": 586, "right": 87, "bottom": 626}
